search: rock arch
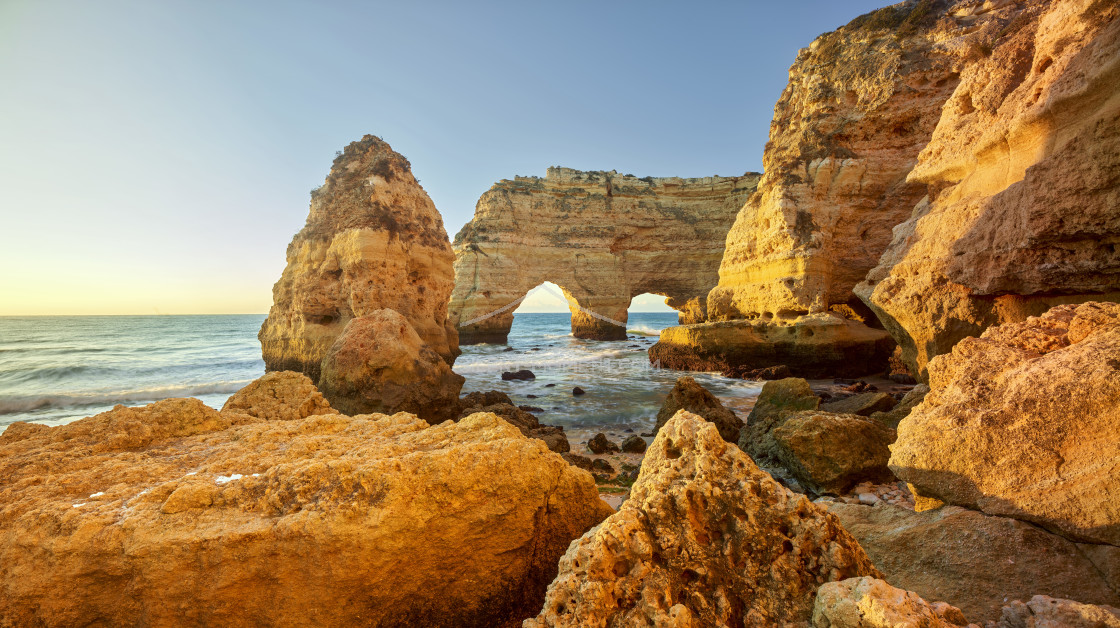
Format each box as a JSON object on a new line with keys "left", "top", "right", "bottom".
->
{"left": 449, "top": 167, "right": 760, "bottom": 343}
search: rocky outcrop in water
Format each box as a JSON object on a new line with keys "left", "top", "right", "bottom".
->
{"left": 259, "top": 135, "right": 460, "bottom": 400}
{"left": 828, "top": 502, "right": 1120, "bottom": 624}
{"left": 524, "top": 410, "right": 879, "bottom": 626}
{"left": 856, "top": 0, "right": 1120, "bottom": 377}
{"left": 889, "top": 302, "right": 1120, "bottom": 546}
{"left": 0, "top": 385, "right": 611, "bottom": 627}
{"left": 450, "top": 167, "right": 759, "bottom": 343}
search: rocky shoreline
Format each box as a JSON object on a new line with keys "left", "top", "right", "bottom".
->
{"left": 4, "top": 0, "right": 1120, "bottom": 625}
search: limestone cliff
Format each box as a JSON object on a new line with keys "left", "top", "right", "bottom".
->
{"left": 0, "top": 380, "right": 612, "bottom": 627}
{"left": 856, "top": 0, "right": 1120, "bottom": 377}
{"left": 450, "top": 167, "right": 759, "bottom": 343}
{"left": 259, "top": 135, "right": 459, "bottom": 382}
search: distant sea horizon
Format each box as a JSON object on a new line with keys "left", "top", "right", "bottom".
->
{"left": 0, "top": 312, "right": 762, "bottom": 436}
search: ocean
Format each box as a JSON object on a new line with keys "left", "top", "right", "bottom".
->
{"left": 0, "top": 313, "right": 762, "bottom": 434}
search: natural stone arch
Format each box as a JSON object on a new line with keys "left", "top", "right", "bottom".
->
{"left": 449, "top": 167, "right": 760, "bottom": 343}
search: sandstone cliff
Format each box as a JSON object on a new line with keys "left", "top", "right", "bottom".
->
{"left": 259, "top": 135, "right": 459, "bottom": 381}
{"left": 450, "top": 167, "right": 759, "bottom": 343}
{"left": 0, "top": 380, "right": 612, "bottom": 627}
{"left": 856, "top": 0, "right": 1120, "bottom": 377}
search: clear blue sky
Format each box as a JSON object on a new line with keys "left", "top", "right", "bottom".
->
{"left": 0, "top": 0, "right": 888, "bottom": 315}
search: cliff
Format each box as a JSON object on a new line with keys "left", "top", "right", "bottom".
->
{"left": 449, "top": 167, "right": 759, "bottom": 343}
{"left": 259, "top": 135, "right": 459, "bottom": 381}
{"left": 856, "top": 0, "right": 1120, "bottom": 377}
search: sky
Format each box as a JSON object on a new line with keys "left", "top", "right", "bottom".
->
{"left": 0, "top": 0, "right": 888, "bottom": 316}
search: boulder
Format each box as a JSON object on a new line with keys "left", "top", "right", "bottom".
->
{"left": 448, "top": 168, "right": 760, "bottom": 343}
{"left": 524, "top": 411, "right": 880, "bottom": 627}
{"left": 650, "top": 315, "right": 896, "bottom": 379}
{"left": 620, "top": 435, "right": 647, "bottom": 454}
{"left": 259, "top": 135, "right": 459, "bottom": 380}
{"left": 502, "top": 369, "right": 535, "bottom": 381}
{"left": 654, "top": 376, "right": 743, "bottom": 442}
{"left": 587, "top": 433, "right": 618, "bottom": 455}
{"left": 457, "top": 394, "right": 570, "bottom": 454}
{"left": 889, "top": 302, "right": 1120, "bottom": 545}
{"left": 571, "top": 386, "right": 585, "bottom": 396}
{"left": 827, "top": 502, "right": 1120, "bottom": 623}
{"left": 813, "top": 577, "right": 971, "bottom": 628}
{"left": 870, "top": 384, "right": 928, "bottom": 429}
{"left": 737, "top": 377, "right": 820, "bottom": 464}
{"left": 561, "top": 453, "right": 593, "bottom": 471}
{"left": 0, "top": 400, "right": 612, "bottom": 627}
{"left": 820, "top": 392, "right": 897, "bottom": 417}
{"left": 994, "top": 596, "right": 1120, "bottom": 628}
{"left": 221, "top": 371, "right": 336, "bottom": 420}
{"left": 773, "top": 411, "right": 896, "bottom": 494}
{"left": 317, "top": 310, "right": 464, "bottom": 422}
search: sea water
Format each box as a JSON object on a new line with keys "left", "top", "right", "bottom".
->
{"left": 0, "top": 313, "right": 762, "bottom": 434}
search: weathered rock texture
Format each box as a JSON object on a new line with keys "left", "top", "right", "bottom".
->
{"left": 259, "top": 135, "right": 460, "bottom": 384}
{"left": 457, "top": 391, "right": 570, "bottom": 453}
{"left": 828, "top": 502, "right": 1120, "bottom": 624}
{"left": 0, "top": 396, "right": 612, "bottom": 627}
{"left": 524, "top": 410, "right": 879, "bottom": 627}
{"left": 654, "top": 0, "right": 1036, "bottom": 377}
{"left": 773, "top": 411, "right": 896, "bottom": 494}
{"left": 654, "top": 375, "right": 743, "bottom": 442}
{"left": 317, "top": 310, "right": 464, "bottom": 421}
{"left": 738, "top": 377, "right": 821, "bottom": 465}
{"left": 450, "top": 167, "right": 759, "bottom": 343}
{"left": 889, "top": 302, "right": 1120, "bottom": 545}
{"left": 220, "top": 370, "right": 337, "bottom": 420}
{"left": 813, "top": 577, "right": 971, "bottom": 628}
{"left": 856, "top": 0, "right": 1120, "bottom": 377}
{"left": 994, "top": 596, "right": 1120, "bottom": 628}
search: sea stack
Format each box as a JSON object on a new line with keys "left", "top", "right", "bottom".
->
{"left": 449, "top": 168, "right": 760, "bottom": 343}
{"left": 651, "top": 0, "right": 1036, "bottom": 378}
{"left": 259, "top": 135, "right": 463, "bottom": 416}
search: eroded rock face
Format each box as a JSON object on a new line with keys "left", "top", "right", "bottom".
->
{"left": 856, "top": 0, "right": 1120, "bottom": 377}
{"left": 524, "top": 410, "right": 880, "bottom": 627}
{"left": 450, "top": 167, "right": 759, "bottom": 343}
{"left": 0, "top": 399, "right": 611, "bottom": 627}
{"left": 654, "top": 376, "right": 743, "bottom": 442}
{"left": 889, "top": 302, "right": 1120, "bottom": 545}
{"left": 317, "top": 310, "right": 464, "bottom": 422}
{"left": 827, "top": 502, "right": 1120, "bottom": 624}
{"left": 812, "top": 577, "right": 971, "bottom": 628}
{"left": 737, "top": 377, "right": 820, "bottom": 465}
{"left": 221, "top": 370, "right": 336, "bottom": 420}
{"left": 259, "top": 135, "right": 459, "bottom": 382}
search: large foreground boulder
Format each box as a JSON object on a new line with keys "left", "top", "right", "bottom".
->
{"left": 827, "top": 502, "right": 1120, "bottom": 623}
{"left": 524, "top": 411, "right": 879, "bottom": 627}
{"left": 889, "top": 302, "right": 1120, "bottom": 545}
{"left": 0, "top": 398, "right": 611, "bottom": 627}
{"left": 654, "top": 376, "right": 743, "bottom": 442}
{"left": 813, "top": 577, "right": 971, "bottom": 628}
{"left": 318, "top": 309, "right": 465, "bottom": 422}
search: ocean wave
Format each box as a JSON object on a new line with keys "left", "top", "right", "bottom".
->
{"left": 0, "top": 364, "right": 98, "bottom": 384}
{"left": 454, "top": 348, "right": 635, "bottom": 374}
{"left": 0, "top": 380, "right": 254, "bottom": 415}
{"left": 626, "top": 325, "right": 663, "bottom": 336}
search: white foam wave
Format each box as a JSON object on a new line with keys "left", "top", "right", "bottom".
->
{"left": 454, "top": 348, "right": 634, "bottom": 374}
{"left": 626, "top": 325, "right": 663, "bottom": 336}
{"left": 0, "top": 380, "right": 254, "bottom": 415}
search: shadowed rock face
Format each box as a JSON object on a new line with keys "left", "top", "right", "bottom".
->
{"left": 449, "top": 167, "right": 759, "bottom": 343}
{"left": 856, "top": 0, "right": 1120, "bottom": 378}
{"left": 0, "top": 384, "right": 613, "bottom": 627}
{"left": 259, "top": 135, "right": 459, "bottom": 382}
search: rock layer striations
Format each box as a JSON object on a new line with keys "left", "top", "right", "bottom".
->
{"left": 450, "top": 167, "right": 759, "bottom": 343}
